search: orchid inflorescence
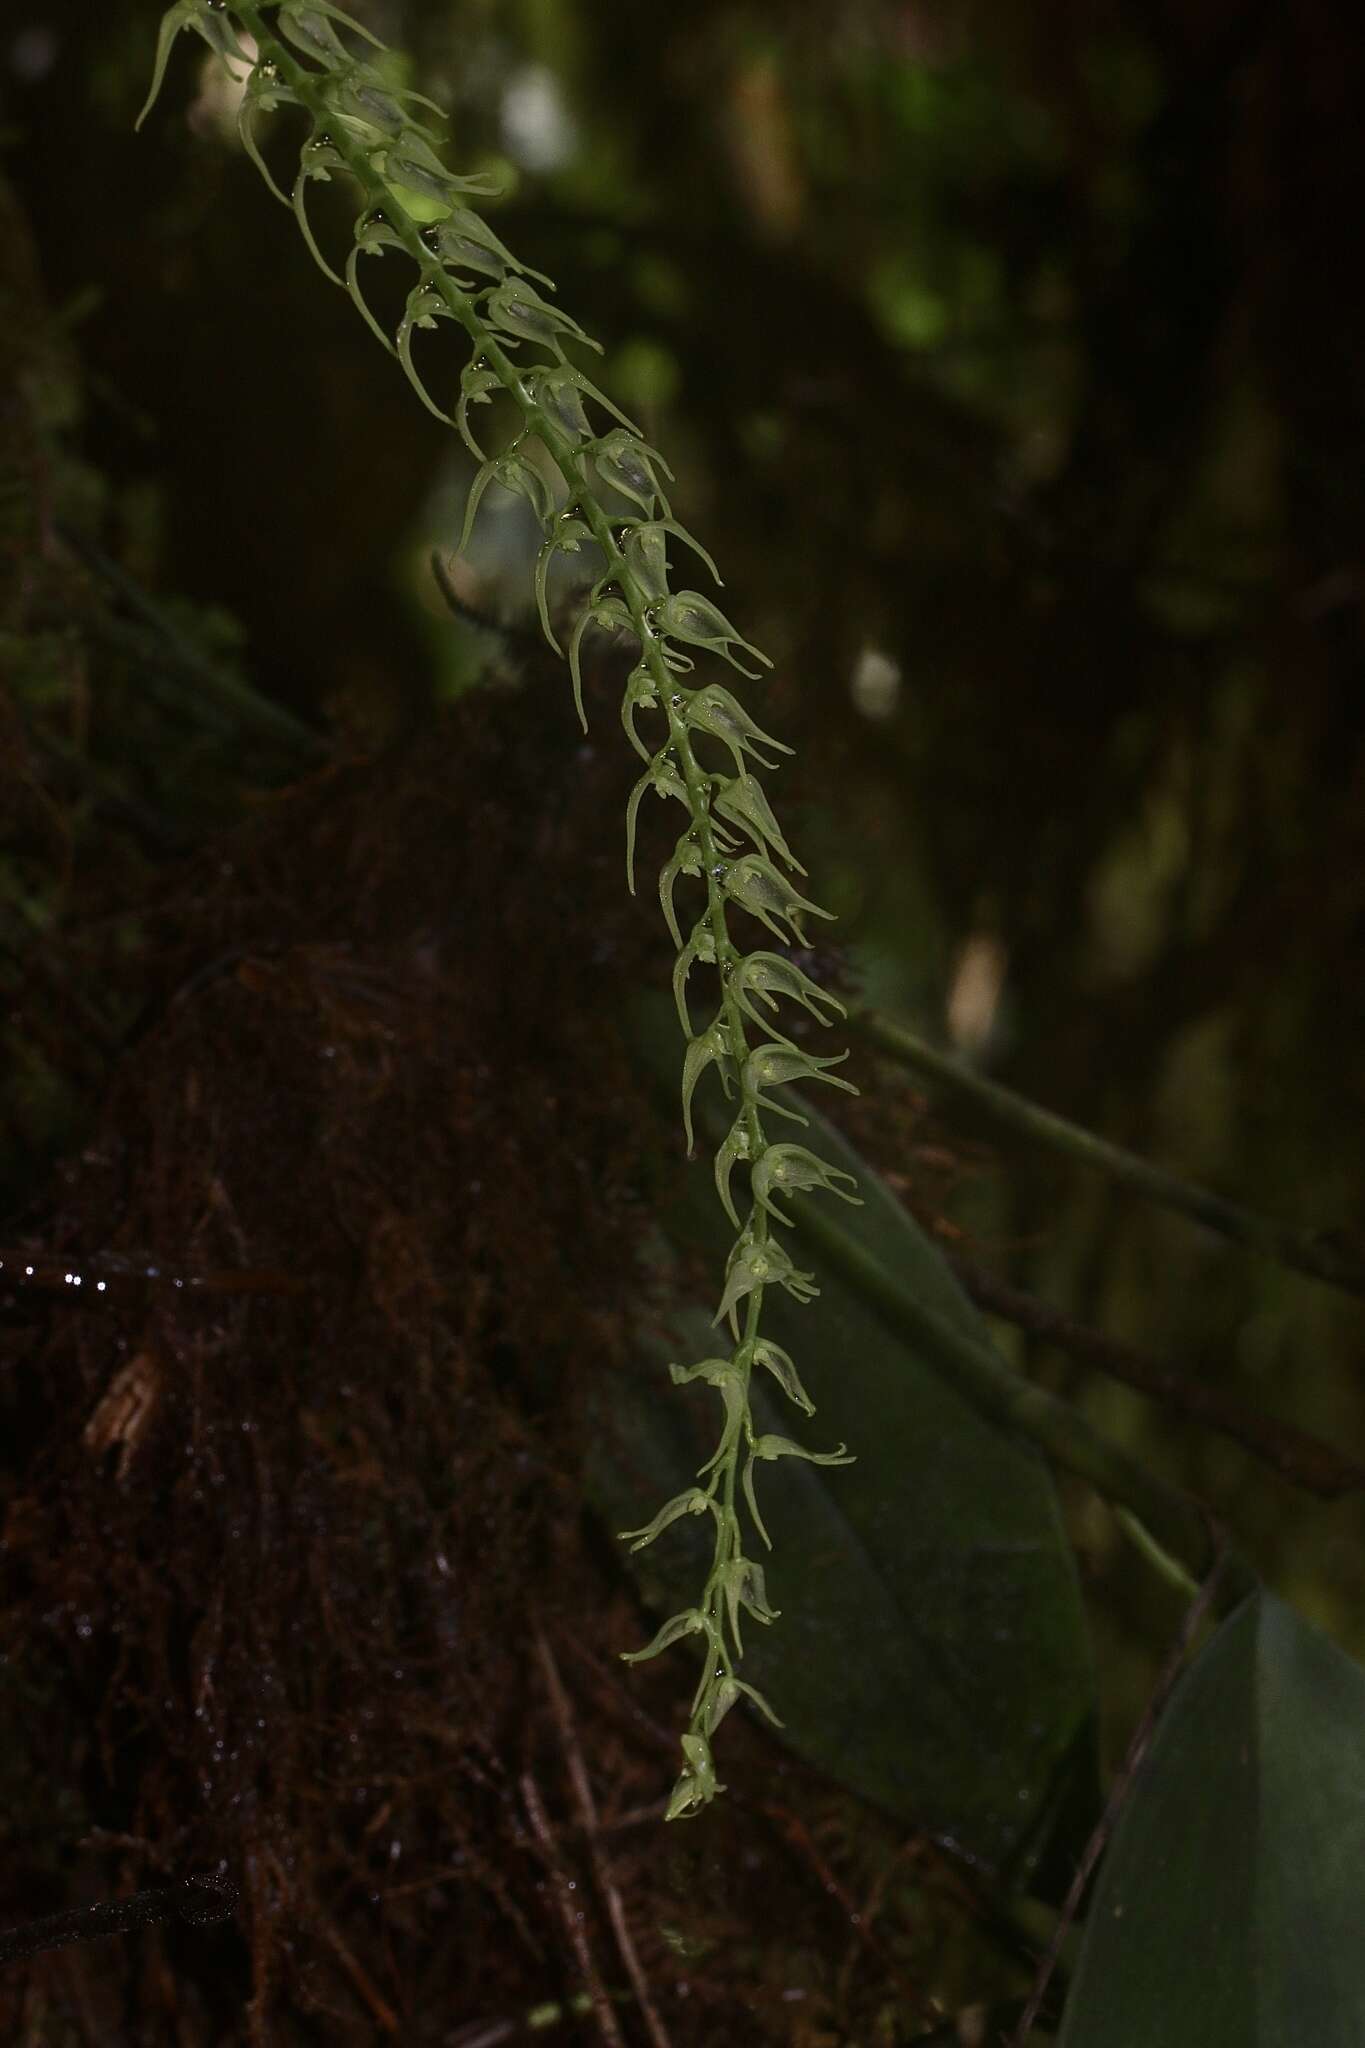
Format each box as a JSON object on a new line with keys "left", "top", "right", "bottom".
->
{"left": 141, "top": 0, "right": 861, "bottom": 1819}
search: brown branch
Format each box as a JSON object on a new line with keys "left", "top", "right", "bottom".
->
{"left": 857, "top": 1009, "right": 1365, "bottom": 1298}
{"left": 951, "top": 1255, "right": 1365, "bottom": 1499}
{"left": 759, "top": 1802, "right": 935, "bottom": 2025}
{"left": 314, "top": 1911, "right": 402, "bottom": 2037}
{"left": 533, "top": 1623, "right": 674, "bottom": 2048}
{"left": 519, "top": 1769, "right": 625, "bottom": 2048}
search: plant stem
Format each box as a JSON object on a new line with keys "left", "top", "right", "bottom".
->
{"left": 787, "top": 1195, "right": 1256, "bottom": 1601}
{"left": 855, "top": 1008, "right": 1365, "bottom": 1298}
{"left": 947, "top": 1254, "right": 1365, "bottom": 1499}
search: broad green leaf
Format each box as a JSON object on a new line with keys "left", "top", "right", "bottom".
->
{"left": 587, "top": 997, "right": 1095, "bottom": 1869}
{"left": 1057, "top": 1589, "right": 1365, "bottom": 2048}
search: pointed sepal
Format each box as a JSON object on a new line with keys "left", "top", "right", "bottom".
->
{"left": 620, "top": 1608, "right": 710, "bottom": 1665}
{"left": 751, "top": 1337, "right": 815, "bottom": 1417}
{"left": 567, "top": 596, "right": 632, "bottom": 733}
{"left": 713, "top": 1111, "right": 754, "bottom": 1228}
{"left": 659, "top": 831, "right": 704, "bottom": 950}
{"left": 618, "top": 1488, "right": 718, "bottom": 1554}
{"left": 671, "top": 916, "right": 717, "bottom": 1035}
{"left": 681, "top": 1018, "right": 734, "bottom": 1156}
{"left": 534, "top": 516, "right": 592, "bottom": 655}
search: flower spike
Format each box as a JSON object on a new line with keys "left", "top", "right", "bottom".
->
{"left": 140, "top": 0, "right": 857, "bottom": 1816}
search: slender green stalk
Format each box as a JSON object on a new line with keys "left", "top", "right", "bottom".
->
{"left": 787, "top": 1194, "right": 1256, "bottom": 1603}
{"left": 857, "top": 1009, "right": 1365, "bottom": 1298}
{"left": 139, "top": 0, "right": 858, "bottom": 1817}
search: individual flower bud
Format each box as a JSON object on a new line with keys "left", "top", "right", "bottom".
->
{"left": 688, "top": 1367, "right": 746, "bottom": 1478}
{"left": 521, "top": 364, "right": 593, "bottom": 442}
{"left": 344, "top": 212, "right": 411, "bottom": 354}
{"left": 397, "top": 283, "right": 458, "bottom": 426}
{"left": 625, "top": 747, "right": 691, "bottom": 894}
{"left": 237, "top": 63, "right": 300, "bottom": 202}
{"left": 659, "top": 830, "right": 705, "bottom": 949}
{"left": 280, "top": 3, "right": 384, "bottom": 63}
{"left": 456, "top": 360, "right": 502, "bottom": 460}
{"left": 456, "top": 446, "right": 558, "bottom": 559}
{"left": 623, "top": 660, "right": 676, "bottom": 762}
{"left": 722, "top": 855, "right": 834, "bottom": 946}
{"left": 713, "top": 773, "right": 806, "bottom": 872}
{"left": 703, "top": 1676, "right": 741, "bottom": 1736}
{"left": 534, "top": 516, "right": 593, "bottom": 654}
{"left": 741, "top": 1043, "right": 856, "bottom": 1126}
{"left": 620, "top": 1608, "right": 708, "bottom": 1665}
{"left": 618, "top": 1489, "right": 717, "bottom": 1553}
{"left": 720, "top": 1556, "right": 780, "bottom": 1653}
{"left": 713, "top": 1233, "right": 817, "bottom": 1334}
{"left": 713, "top": 1110, "right": 755, "bottom": 1227}
{"left": 591, "top": 429, "right": 674, "bottom": 514}
{"left": 751, "top": 1336, "right": 815, "bottom": 1416}
{"left": 671, "top": 914, "right": 718, "bottom": 1034}
{"left": 567, "top": 596, "right": 633, "bottom": 732}
{"left": 483, "top": 279, "right": 602, "bottom": 356}
{"left": 683, "top": 685, "right": 793, "bottom": 776}
{"left": 656, "top": 593, "right": 771, "bottom": 678}
{"left": 667, "top": 1356, "right": 735, "bottom": 1387}
{"left": 751, "top": 1433, "right": 854, "bottom": 1466}
{"left": 751, "top": 1142, "right": 862, "bottom": 1227}
{"left": 666, "top": 1732, "right": 721, "bottom": 1819}
{"left": 681, "top": 1017, "right": 735, "bottom": 1157}
{"left": 732, "top": 951, "right": 847, "bottom": 1031}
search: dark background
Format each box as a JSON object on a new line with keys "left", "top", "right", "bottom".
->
{"left": 3, "top": 0, "right": 1364, "bottom": 2039}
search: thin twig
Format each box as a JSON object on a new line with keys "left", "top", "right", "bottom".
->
{"left": 789, "top": 1195, "right": 1256, "bottom": 1602}
{"left": 856, "top": 1010, "right": 1365, "bottom": 1298}
{"left": 0, "top": 1873, "right": 237, "bottom": 1967}
{"left": 313, "top": 1912, "right": 402, "bottom": 2037}
{"left": 533, "top": 1623, "right": 673, "bottom": 2048}
{"left": 950, "top": 1255, "right": 1365, "bottom": 1499}
{"left": 761, "top": 1803, "right": 935, "bottom": 2025}
{"left": 519, "top": 1770, "right": 625, "bottom": 2048}
{"left": 1008, "top": 1526, "right": 1230, "bottom": 2047}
